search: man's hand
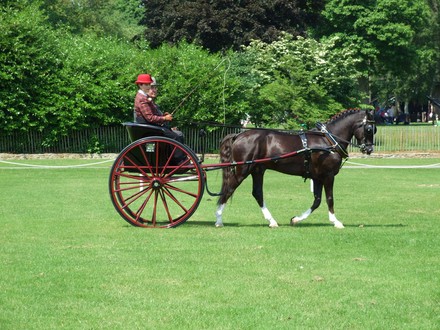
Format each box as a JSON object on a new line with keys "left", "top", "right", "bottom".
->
{"left": 163, "top": 113, "right": 173, "bottom": 121}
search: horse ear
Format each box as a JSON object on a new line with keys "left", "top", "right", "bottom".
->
{"left": 365, "top": 109, "right": 374, "bottom": 119}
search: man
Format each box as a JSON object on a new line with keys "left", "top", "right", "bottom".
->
{"left": 133, "top": 73, "right": 184, "bottom": 143}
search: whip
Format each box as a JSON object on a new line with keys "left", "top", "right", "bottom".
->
{"left": 170, "top": 57, "right": 230, "bottom": 116}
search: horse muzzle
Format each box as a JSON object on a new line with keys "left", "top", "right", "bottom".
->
{"left": 360, "top": 144, "right": 374, "bottom": 155}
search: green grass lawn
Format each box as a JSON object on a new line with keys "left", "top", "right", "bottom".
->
{"left": 0, "top": 157, "right": 439, "bottom": 329}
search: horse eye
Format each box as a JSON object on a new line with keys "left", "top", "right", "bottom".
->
{"left": 365, "top": 125, "right": 376, "bottom": 134}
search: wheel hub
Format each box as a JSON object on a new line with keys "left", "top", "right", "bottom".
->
{"left": 151, "top": 179, "right": 162, "bottom": 189}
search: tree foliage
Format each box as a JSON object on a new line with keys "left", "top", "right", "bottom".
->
{"left": 0, "top": 0, "right": 247, "bottom": 139}
{"left": 141, "top": 0, "right": 325, "bottom": 52}
{"left": 40, "top": 0, "right": 144, "bottom": 40}
{"left": 1, "top": 0, "right": 440, "bottom": 147}
{"left": 0, "top": 0, "right": 62, "bottom": 132}
{"left": 125, "top": 42, "right": 248, "bottom": 126}
{"left": 316, "top": 0, "right": 438, "bottom": 103}
{"left": 238, "top": 34, "right": 363, "bottom": 128}
{"left": 425, "top": 0, "right": 440, "bottom": 94}
{"left": 0, "top": 0, "right": 147, "bottom": 140}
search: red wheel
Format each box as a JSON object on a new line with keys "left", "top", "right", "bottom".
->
{"left": 109, "top": 137, "right": 205, "bottom": 228}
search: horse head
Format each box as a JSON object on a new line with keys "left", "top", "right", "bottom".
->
{"left": 353, "top": 110, "right": 376, "bottom": 155}
{"left": 325, "top": 109, "right": 377, "bottom": 155}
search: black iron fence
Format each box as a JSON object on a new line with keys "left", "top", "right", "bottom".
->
{"left": 0, "top": 124, "right": 243, "bottom": 154}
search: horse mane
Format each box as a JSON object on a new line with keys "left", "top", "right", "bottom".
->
{"left": 325, "top": 108, "right": 362, "bottom": 125}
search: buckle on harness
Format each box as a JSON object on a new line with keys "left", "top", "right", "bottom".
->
{"left": 316, "top": 122, "right": 328, "bottom": 133}
{"left": 299, "top": 131, "right": 308, "bottom": 149}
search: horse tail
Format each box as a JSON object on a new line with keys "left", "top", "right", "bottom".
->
{"left": 218, "top": 134, "right": 238, "bottom": 204}
{"left": 220, "top": 133, "right": 236, "bottom": 163}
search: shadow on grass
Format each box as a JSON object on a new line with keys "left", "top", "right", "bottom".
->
{"left": 118, "top": 221, "right": 407, "bottom": 229}
{"left": 290, "top": 223, "right": 407, "bottom": 228}
{"left": 186, "top": 220, "right": 279, "bottom": 227}
{"left": 185, "top": 221, "right": 407, "bottom": 228}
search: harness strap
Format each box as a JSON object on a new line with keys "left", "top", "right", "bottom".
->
{"left": 299, "top": 131, "right": 308, "bottom": 149}
{"left": 299, "top": 132, "right": 312, "bottom": 180}
{"left": 316, "top": 122, "right": 349, "bottom": 158}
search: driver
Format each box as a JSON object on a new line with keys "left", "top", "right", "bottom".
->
{"left": 133, "top": 73, "right": 184, "bottom": 144}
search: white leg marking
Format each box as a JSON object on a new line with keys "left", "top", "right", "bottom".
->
{"left": 261, "top": 202, "right": 278, "bottom": 228}
{"left": 329, "top": 212, "right": 344, "bottom": 229}
{"left": 291, "top": 208, "right": 312, "bottom": 225}
{"left": 215, "top": 204, "right": 225, "bottom": 227}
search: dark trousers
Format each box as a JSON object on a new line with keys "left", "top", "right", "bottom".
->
{"left": 135, "top": 116, "right": 186, "bottom": 161}
{"left": 164, "top": 128, "right": 185, "bottom": 144}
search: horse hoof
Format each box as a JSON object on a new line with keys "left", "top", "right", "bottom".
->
{"left": 334, "top": 223, "right": 345, "bottom": 229}
{"left": 215, "top": 223, "right": 224, "bottom": 228}
{"left": 290, "top": 217, "right": 300, "bottom": 226}
{"left": 269, "top": 223, "right": 279, "bottom": 228}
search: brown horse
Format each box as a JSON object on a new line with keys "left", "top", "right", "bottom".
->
{"left": 215, "top": 109, "right": 376, "bottom": 228}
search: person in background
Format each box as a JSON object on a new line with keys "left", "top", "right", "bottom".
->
{"left": 386, "top": 104, "right": 396, "bottom": 124}
{"left": 133, "top": 73, "right": 184, "bottom": 143}
{"left": 429, "top": 103, "right": 438, "bottom": 126}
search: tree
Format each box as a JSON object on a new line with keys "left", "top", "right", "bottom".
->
{"left": 0, "top": 0, "right": 249, "bottom": 138}
{"left": 315, "top": 0, "right": 437, "bottom": 104}
{"left": 40, "top": 0, "right": 144, "bottom": 40}
{"left": 141, "top": 0, "right": 325, "bottom": 52}
{"left": 0, "top": 0, "right": 62, "bottom": 132}
{"left": 136, "top": 42, "right": 248, "bottom": 126}
{"left": 238, "top": 33, "right": 363, "bottom": 128}
{"left": 426, "top": 0, "right": 440, "bottom": 95}
{"left": 0, "top": 0, "right": 149, "bottom": 140}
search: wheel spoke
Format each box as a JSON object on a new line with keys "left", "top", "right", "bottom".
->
{"left": 152, "top": 190, "right": 159, "bottom": 226}
{"left": 133, "top": 189, "right": 154, "bottom": 223}
{"left": 122, "top": 151, "right": 151, "bottom": 177}
{"left": 157, "top": 188, "right": 174, "bottom": 222}
{"left": 161, "top": 185, "right": 190, "bottom": 214}
{"left": 164, "top": 181, "right": 199, "bottom": 198}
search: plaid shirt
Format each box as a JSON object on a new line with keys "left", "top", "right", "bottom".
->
{"left": 133, "top": 90, "right": 165, "bottom": 125}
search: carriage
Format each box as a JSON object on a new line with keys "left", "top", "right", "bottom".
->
{"left": 109, "top": 109, "right": 377, "bottom": 229}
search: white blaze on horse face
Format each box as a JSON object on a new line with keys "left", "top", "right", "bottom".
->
{"left": 261, "top": 202, "right": 278, "bottom": 228}
{"left": 215, "top": 204, "right": 225, "bottom": 227}
{"left": 329, "top": 212, "right": 344, "bottom": 229}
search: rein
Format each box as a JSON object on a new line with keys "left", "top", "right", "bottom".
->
{"left": 316, "top": 122, "right": 349, "bottom": 158}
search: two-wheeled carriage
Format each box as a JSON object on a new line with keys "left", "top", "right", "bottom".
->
{"left": 108, "top": 123, "right": 308, "bottom": 228}
{"left": 109, "top": 109, "right": 376, "bottom": 229}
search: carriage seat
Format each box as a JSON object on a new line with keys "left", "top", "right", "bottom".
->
{"left": 123, "top": 122, "right": 167, "bottom": 142}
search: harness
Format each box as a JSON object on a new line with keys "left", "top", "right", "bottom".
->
{"left": 316, "top": 122, "right": 349, "bottom": 158}
{"left": 226, "top": 116, "right": 375, "bottom": 181}
{"left": 299, "top": 132, "right": 312, "bottom": 179}
{"left": 300, "top": 116, "right": 376, "bottom": 178}
{"left": 298, "top": 128, "right": 345, "bottom": 181}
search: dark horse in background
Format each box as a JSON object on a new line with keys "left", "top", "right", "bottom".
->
{"left": 215, "top": 109, "right": 376, "bottom": 228}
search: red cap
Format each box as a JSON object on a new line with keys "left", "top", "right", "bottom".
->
{"left": 135, "top": 74, "right": 154, "bottom": 84}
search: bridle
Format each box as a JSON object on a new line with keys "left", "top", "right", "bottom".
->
{"left": 358, "top": 117, "right": 377, "bottom": 154}
{"left": 316, "top": 115, "right": 376, "bottom": 156}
